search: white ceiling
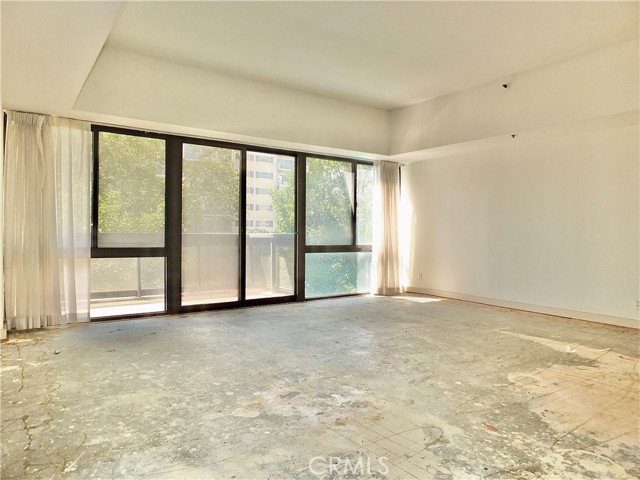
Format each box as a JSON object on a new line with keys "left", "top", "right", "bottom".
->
{"left": 1, "top": 1, "right": 122, "bottom": 116}
{"left": 106, "top": 1, "right": 639, "bottom": 109}
{"left": 1, "top": 1, "right": 638, "bottom": 157}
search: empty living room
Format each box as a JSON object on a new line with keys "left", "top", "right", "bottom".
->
{"left": 1, "top": 1, "right": 638, "bottom": 479}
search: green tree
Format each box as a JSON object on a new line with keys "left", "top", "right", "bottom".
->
{"left": 271, "top": 171, "right": 295, "bottom": 234}
{"left": 305, "top": 158, "right": 353, "bottom": 245}
{"left": 356, "top": 164, "right": 373, "bottom": 244}
{"left": 98, "top": 132, "right": 166, "bottom": 234}
{"left": 98, "top": 135, "right": 240, "bottom": 235}
{"left": 182, "top": 145, "right": 239, "bottom": 233}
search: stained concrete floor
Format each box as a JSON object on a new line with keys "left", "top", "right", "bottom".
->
{"left": 1, "top": 294, "right": 638, "bottom": 479}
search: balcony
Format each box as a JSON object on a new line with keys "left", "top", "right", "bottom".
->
{"left": 91, "top": 233, "right": 295, "bottom": 318}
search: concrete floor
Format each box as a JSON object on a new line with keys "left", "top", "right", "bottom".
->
{"left": 1, "top": 294, "right": 638, "bottom": 479}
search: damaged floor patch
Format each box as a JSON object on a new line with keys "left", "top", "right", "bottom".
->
{"left": 502, "top": 331, "right": 639, "bottom": 450}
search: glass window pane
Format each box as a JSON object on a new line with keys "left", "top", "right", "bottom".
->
{"left": 305, "top": 252, "right": 371, "bottom": 298}
{"left": 97, "top": 132, "right": 165, "bottom": 247}
{"left": 90, "top": 257, "right": 165, "bottom": 318}
{"left": 246, "top": 152, "right": 296, "bottom": 300}
{"left": 306, "top": 158, "right": 354, "bottom": 245}
{"left": 182, "top": 144, "right": 240, "bottom": 305}
{"left": 357, "top": 164, "right": 373, "bottom": 245}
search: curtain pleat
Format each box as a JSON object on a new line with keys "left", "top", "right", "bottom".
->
{"left": 4, "top": 112, "right": 61, "bottom": 329}
{"left": 3, "top": 112, "right": 91, "bottom": 330}
{"left": 372, "top": 161, "right": 402, "bottom": 296}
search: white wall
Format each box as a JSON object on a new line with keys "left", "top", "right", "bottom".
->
{"left": 401, "top": 41, "right": 640, "bottom": 327}
{"left": 403, "top": 125, "right": 639, "bottom": 326}
{"left": 75, "top": 47, "right": 390, "bottom": 156}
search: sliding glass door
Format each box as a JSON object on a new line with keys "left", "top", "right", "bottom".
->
{"left": 245, "top": 151, "right": 296, "bottom": 300}
{"left": 181, "top": 143, "right": 241, "bottom": 306}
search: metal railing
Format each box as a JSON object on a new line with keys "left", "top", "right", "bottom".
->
{"left": 91, "top": 233, "right": 296, "bottom": 301}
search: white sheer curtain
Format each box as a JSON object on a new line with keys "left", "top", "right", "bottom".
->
{"left": 372, "top": 160, "right": 402, "bottom": 295}
{"left": 3, "top": 111, "right": 91, "bottom": 330}
{"left": 51, "top": 117, "right": 91, "bottom": 324}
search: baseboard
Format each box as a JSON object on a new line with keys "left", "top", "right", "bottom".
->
{"left": 405, "top": 287, "right": 640, "bottom": 330}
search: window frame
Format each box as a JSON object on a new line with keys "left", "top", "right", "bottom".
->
{"left": 302, "top": 154, "right": 373, "bottom": 300}
{"left": 90, "top": 126, "right": 170, "bottom": 317}
{"left": 90, "top": 124, "right": 318, "bottom": 321}
{"left": 91, "top": 125, "right": 170, "bottom": 259}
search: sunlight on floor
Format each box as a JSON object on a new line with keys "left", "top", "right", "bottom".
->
{"left": 391, "top": 295, "right": 444, "bottom": 304}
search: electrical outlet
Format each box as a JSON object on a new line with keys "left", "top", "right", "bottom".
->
{"left": 635, "top": 300, "right": 640, "bottom": 310}
{"left": 418, "top": 272, "right": 423, "bottom": 280}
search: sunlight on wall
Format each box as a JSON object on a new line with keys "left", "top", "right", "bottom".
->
{"left": 399, "top": 170, "right": 414, "bottom": 290}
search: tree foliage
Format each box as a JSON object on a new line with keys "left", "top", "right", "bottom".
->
{"left": 356, "top": 164, "right": 373, "bottom": 244}
{"left": 182, "top": 145, "right": 239, "bottom": 232}
{"left": 98, "top": 134, "right": 241, "bottom": 235}
{"left": 98, "top": 132, "right": 166, "bottom": 234}
{"left": 271, "top": 171, "right": 295, "bottom": 234}
{"left": 305, "top": 158, "right": 353, "bottom": 245}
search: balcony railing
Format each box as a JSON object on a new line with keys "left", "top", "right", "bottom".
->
{"left": 90, "top": 233, "right": 296, "bottom": 316}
